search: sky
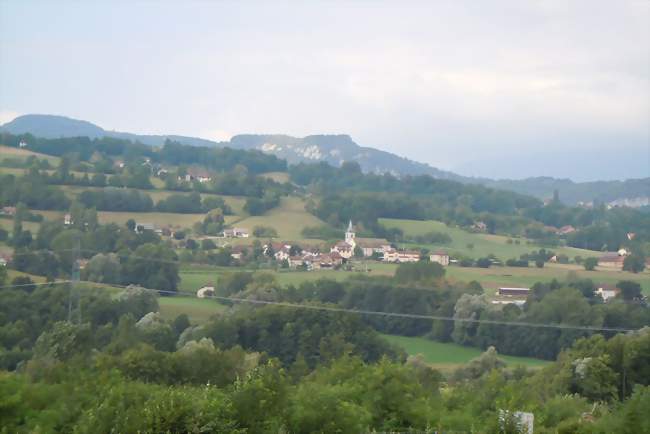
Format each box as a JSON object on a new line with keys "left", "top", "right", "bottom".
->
{"left": 1, "top": 0, "right": 648, "bottom": 181}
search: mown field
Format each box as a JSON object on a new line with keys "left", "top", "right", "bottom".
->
{"left": 158, "top": 296, "right": 226, "bottom": 324}
{"left": 379, "top": 217, "right": 598, "bottom": 260}
{"left": 381, "top": 334, "right": 550, "bottom": 370}
{"left": 36, "top": 210, "right": 240, "bottom": 229}
{"left": 231, "top": 197, "right": 328, "bottom": 240}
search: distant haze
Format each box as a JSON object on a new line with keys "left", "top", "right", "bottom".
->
{"left": 1, "top": 0, "right": 648, "bottom": 181}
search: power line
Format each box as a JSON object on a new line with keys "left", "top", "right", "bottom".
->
{"left": 0, "top": 280, "right": 72, "bottom": 290}
{"left": 84, "top": 281, "right": 640, "bottom": 333}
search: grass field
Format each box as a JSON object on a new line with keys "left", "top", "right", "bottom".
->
{"left": 0, "top": 145, "right": 61, "bottom": 165}
{"left": 381, "top": 334, "right": 550, "bottom": 370}
{"left": 232, "top": 197, "right": 327, "bottom": 240}
{"left": 445, "top": 262, "right": 650, "bottom": 295}
{"left": 380, "top": 218, "right": 598, "bottom": 261}
{"left": 158, "top": 296, "right": 226, "bottom": 324}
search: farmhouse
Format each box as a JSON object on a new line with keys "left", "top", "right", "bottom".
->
{"left": 596, "top": 284, "right": 620, "bottom": 302}
{"left": 429, "top": 251, "right": 450, "bottom": 266}
{"left": 64, "top": 213, "right": 73, "bottom": 226}
{"left": 135, "top": 222, "right": 156, "bottom": 233}
{"left": 598, "top": 252, "right": 625, "bottom": 269}
{"left": 472, "top": 221, "right": 487, "bottom": 232}
{"left": 230, "top": 245, "right": 248, "bottom": 261}
{"left": 498, "top": 287, "right": 531, "bottom": 297}
{"left": 0, "top": 253, "right": 12, "bottom": 267}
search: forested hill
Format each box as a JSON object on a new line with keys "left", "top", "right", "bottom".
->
{"left": 3, "top": 114, "right": 648, "bottom": 205}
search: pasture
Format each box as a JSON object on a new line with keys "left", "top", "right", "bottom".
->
{"left": 381, "top": 334, "right": 550, "bottom": 370}
{"left": 0, "top": 145, "right": 61, "bottom": 165}
{"left": 380, "top": 217, "right": 598, "bottom": 261}
{"left": 232, "top": 197, "right": 328, "bottom": 240}
{"left": 158, "top": 296, "right": 226, "bottom": 324}
{"left": 445, "top": 263, "right": 650, "bottom": 295}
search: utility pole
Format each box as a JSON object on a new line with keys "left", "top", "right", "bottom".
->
{"left": 68, "top": 236, "right": 81, "bottom": 323}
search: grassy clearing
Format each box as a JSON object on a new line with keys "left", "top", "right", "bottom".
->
{"left": 445, "top": 263, "right": 650, "bottom": 295}
{"left": 158, "top": 296, "right": 226, "bottom": 324}
{"left": 0, "top": 145, "right": 61, "bottom": 165}
{"left": 5, "top": 269, "right": 48, "bottom": 283}
{"left": 232, "top": 197, "right": 327, "bottom": 241}
{"left": 381, "top": 334, "right": 550, "bottom": 370}
{"left": 0, "top": 217, "right": 39, "bottom": 232}
{"left": 259, "top": 171, "right": 290, "bottom": 183}
{"left": 380, "top": 217, "right": 598, "bottom": 260}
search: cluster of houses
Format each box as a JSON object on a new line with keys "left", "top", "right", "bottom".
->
{"left": 227, "top": 221, "right": 450, "bottom": 270}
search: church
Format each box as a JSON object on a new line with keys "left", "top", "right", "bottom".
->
{"left": 331, "top": 221, "right": 391, "bottom": 259}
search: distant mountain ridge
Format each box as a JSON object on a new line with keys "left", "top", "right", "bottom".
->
{"left": 2, "top": 114, "right": 648, "bottom": 205}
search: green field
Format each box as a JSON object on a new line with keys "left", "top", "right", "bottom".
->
{"left": 232, "top": 197, "right": 328, "bottom": 240}
{"left": 259, "top": 171, "right": 290, "bottom": 183}
{"left": 382, "top": 334, "right": 550, "bottom": 369}
{"left": 380, "top": 217, "right": 598, "bottom": 260}
{"left": 445, "top": 263, "right": 650, "bottom": 295}
{"left": 158, "top": 296, "right": 226, "bottom": 324}
{"left": 0, "top": 145, "right": 61, "bottom": 165}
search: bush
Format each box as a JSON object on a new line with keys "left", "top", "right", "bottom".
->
{"left": 584, "top": 257, "right": 598, "bottom": 271}
{"left": 253, "top": 226, "right": 278, "bottom": 238}
{"left": 476, "top": 258, "right": 491, "bottom": 268}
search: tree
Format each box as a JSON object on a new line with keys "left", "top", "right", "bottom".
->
{"left": 126, "top": 219, "right": 136, "bottom": 231}
{"left": 123, "top": 244, "right": 180, "bottom": 291}
{"left": 83, "top": 253, "right": 122, "bottom": 284}
{"left": 10, "top": 276, "right": 35, "bottom": 293}
{"left": 535, "top": 258, "right": 545, "bottom": 268}
{"left": 476, "top": 257, "right": 492, "bottom": 268}
{"left": 617, "top": 280, "right": 643, "bottom": 302}
{"left": 584, "top": 257, "right": 598, "bottom": 271}
{"left": 623, "top": 254, "right": 646, "bottom": 274}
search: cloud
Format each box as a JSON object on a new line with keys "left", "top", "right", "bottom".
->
{"left": 0, "top": 110, "right": 20, "bottom": 125}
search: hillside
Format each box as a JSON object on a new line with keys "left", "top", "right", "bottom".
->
{"left": 3, "top": 114, "right": 648, "bottom": 205}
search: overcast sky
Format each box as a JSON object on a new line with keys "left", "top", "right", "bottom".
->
{"left": 1, "top": 0, "right": 648, "bottom": 180}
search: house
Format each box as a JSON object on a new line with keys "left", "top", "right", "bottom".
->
{"left": 288, "top": 256, "right": 305, "bottom": 268}
{"left": 196, "top": 286, "right": 215, "bottom": 298}
{"left": 617, "top": 248, "right": 630, "bottom": 257}
{"left": 331, "top": 241, "right": 354, "bottom": 259}
{"left": 222, "top": 227, "right": 249, "bottom": 238}
{"left": 1, "top": 206, "right": 16, "bottom": 216}
{"left": 596, "top": 284, "right": 620, "bottom": 302}
{"left": 18, "top": 140, "right": 27, "bottom": 148}
{"left": 356, "top": 238, "right": 391, "bottom": 257}
{"left": 64, "top": 213, "right": 73, "bottom": 226}
{"left": 429, "top": 251, "right": 450, "bottom": 266}
{"left": 77, "top": 259, "right": 89, "bottom": 270}
{"left": 557, "top": 225, "right": 576, "bottom": 235}
{"left": 114, "top": 160, "right": 125, "bottom": 169}
{"left": 312, "top": 252, "right": 344, "bottom": 269}
{"left": 274, "top": 245, "right": 292, "bottom": 262}
{"left": 181, "top": 167, "right": 213, "bottom": 183}
{"left": 491, "top": 299, "right": 526, "bottom": 307}
{"left": 230, "top": 245, "right": 248, "bottom": 261}
{"left": 135, "top": 222, "right": 156, "bottom": 233}
{"left": 598, "top": 252, "right": 624, "bottom": 269}
{"left": 498, "top": 287, "right": 531, "bottom": 297}
{"left": 472, "top": 221, "right": 487, "bottom": 232}
{"left": 627, "top": 232, "right": 636, "bottom": 241}
{"left": 0, "top": 253, "right": 12, "bottom": 267}
{"left": 383, "top": 248, "right": 420, "bottom": 263}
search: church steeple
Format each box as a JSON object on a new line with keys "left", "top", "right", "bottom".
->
{"left": 345, "top": 220, "right": 356, "bottom": 245}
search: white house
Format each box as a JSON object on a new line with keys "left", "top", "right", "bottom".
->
{"left": 197, "top": 286, "right": 215, "bottom": 298}
{"left": 596, "top": 284, "right": 620, "bottom": 302}
{"left": 429, "top": 251, "right": 450, "bottom": 266}
{"left": 383, "top": 248, "right": 420, "bottom": 263}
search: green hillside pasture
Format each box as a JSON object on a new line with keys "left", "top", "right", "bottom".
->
{"left": 445, "top": 263, "right": 650, "bottom": 295}
{"left": 158, "top": 296, "right": 226, "bottom": 324}
{"left": 379, "top": 217, "right": 599, "bottom": 260}
{"left": 232, "top": 197, "right": 328, "bottom": 241}
{"left": 58, "top": 185, "right": 248, "bottom": 215}
{"left": 382, "top": 334, "right": 550, "bottom": 370}
{"left": 0, "top": 145, "right": 61, "bottom": 165}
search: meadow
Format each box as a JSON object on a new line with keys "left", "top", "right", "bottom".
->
{"left": 381, "top": 334, "right": 550, "bottom": 370}
{"left": 0, "top": 144, "right": 61, "bottom": 165}
{"left": 158, "top": 296, "right": 226, "bottom": 323}
{"left": 231, "top": 196, "right": 328, "bottom": 240}
{"left": 379, "top": 217, "right": 598, "bottom": 260}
